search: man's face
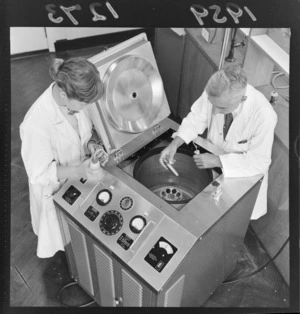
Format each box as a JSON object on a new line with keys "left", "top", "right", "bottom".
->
{"left": 208, "top": 88, "right": 246, "bottom": 115}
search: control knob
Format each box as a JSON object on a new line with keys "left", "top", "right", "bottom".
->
{"left": 99, "top": 210, "right": 123, "bottom": 235}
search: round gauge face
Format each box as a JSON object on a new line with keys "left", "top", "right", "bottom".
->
{"left": 99, "top": 210, "right": 123, "bottom": 236}
{"left": 120, "top": 196, "right": 134, "bottom": 211}
{"left": 96, "top": 189, "right": 112, "bottom": 206}
{"left": 129, "top": 215, "right": 147, "bottom": 234}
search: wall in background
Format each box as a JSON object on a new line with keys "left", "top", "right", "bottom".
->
{"left": 45, "top": 27, "right": 139, "bottom": 52}
{"left": 10, "top": 27, "right": 140, "bottom": 55}
{"left": 10, "top": 27, "right": 49, "bottom": 54}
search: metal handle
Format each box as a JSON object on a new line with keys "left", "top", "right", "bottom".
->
{"left": 219, "top": 28, "right": 232, "bottom": 70}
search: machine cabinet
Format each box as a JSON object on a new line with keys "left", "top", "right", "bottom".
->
{"left": 57, "top": 210, "right": 188, "bottom": 307}
{"left": 56, "top": 168, "right": 263, "bottom": 308}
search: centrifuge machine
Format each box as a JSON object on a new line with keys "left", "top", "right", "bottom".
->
{"left": 54, "top": 33, "right": 263, "bottom": 307}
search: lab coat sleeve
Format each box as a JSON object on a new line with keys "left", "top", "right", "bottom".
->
{"left": 175, "top": 92, "right": 210, "bottom": 144}
{"left": 20, "top": 124, "right": 60, "bottom": 187}
{"left": 220, "top": 107, "right": 277, "bottom": 177}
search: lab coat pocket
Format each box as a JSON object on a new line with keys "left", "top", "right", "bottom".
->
{"left": 236, "top": 140, "right": 250, "bottom": 152}
{"left": 229, "top": 138, "right": 250, "bottom": 153}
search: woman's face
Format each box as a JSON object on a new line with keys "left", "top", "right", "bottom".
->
{"left": 65, "top": 98, "right": 90, "bottom": 113}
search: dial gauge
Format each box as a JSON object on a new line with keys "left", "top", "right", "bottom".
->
{"left": 96, "top": 189, "right": 112, "bottom": 206}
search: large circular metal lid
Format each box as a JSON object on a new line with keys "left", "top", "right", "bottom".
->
{"left": 102, "top": 55, "right": 164, "bottom": 133}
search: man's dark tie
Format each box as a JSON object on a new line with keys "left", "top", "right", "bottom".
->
{"left": 223, "top": 113, "right": 233, "bottom": 140}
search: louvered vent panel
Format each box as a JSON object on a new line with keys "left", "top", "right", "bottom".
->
{"left": 59, "top": 213, "right": 77, "bottom": 279}
{"left": 122, "top": 269, "right": 143, "bottom": 307}
{"left": 163, "top": 275, "right": 185, "bottom": 307}
{"left": 93, "top": 245, "right": 116, "bottom": 306}
{"left": 68, "top": 221, "right": 94, "bottom": 296}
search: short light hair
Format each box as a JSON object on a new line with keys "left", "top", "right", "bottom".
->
{"left": 49, "top": 57, "right": 103, "bottom": 104}
{"left": 205, "top": 64, "right": 247, "bottom": 97}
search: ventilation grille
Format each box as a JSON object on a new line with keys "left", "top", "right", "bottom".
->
{"left": 164, "top": 275, "right": 185, "bottom": 307}
{"left": 68, "top": 221, "right": 94, "bottom": 296}
{"left": 94, "top": 245, "right": 116, "bottom": 306}
{"left": 59, "top": 212, "right": 77, "bottom": 279}
{"left": 122, "top": 269, "right": 143, "bottom": 307}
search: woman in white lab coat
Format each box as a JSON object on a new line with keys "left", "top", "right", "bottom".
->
{"left": 160, "top": 64, "right": 277, "bottom": 220}
{"left": 20, "top": 57, "right": 108, "bottom": 258}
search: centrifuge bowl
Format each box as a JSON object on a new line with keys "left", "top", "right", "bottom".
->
{"left": 133, "top": 147, "right": 213, "bottom": 205}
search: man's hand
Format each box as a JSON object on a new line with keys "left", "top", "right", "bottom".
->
{"left": 159, "top": 144, "right": 177, "bottom": 169}
{"left": 159, "top": 136, "right": 185, "bottom": 169}
{"left": 193, "top": 153, "right": 222, "bottom": 169}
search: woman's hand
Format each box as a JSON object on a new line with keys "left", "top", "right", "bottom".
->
{"left": 87, "top": 140, "right": 100, "bottom": 155}
{"left": 94, "top": 147, "right": 109, "bottom": 167}
{"left": 87, "top": 141, "right": 109, "bottom": 167}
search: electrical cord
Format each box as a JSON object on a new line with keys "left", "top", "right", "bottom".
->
{"left": 222, "top": 237, "right": 289, "bottom": 285}
{"left": 271, "top": 71, "right": 289, "bottom": 101}
{"left": 57, "top": 281, "right": 96, "bottom": 307}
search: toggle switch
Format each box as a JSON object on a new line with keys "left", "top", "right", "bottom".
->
{"left": 211, "top": 180, "right": 222, "bottom": 200}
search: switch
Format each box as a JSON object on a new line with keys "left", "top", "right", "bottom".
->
{"left": 211, "top": 181, "right": 222, "bottom": 200}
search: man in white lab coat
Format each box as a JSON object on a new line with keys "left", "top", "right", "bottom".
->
{"left": 20, "top": 57, "right": 107, "bottom": 258}
{"left": 160, "top": 64, "right": 277, "bottom": 220}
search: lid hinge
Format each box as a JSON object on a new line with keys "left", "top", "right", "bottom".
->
{"left": 113, "top": 149, "right": 124, "bottom": 164}
{"left": 152, "top": 124, "right": 162, "bottom": 137}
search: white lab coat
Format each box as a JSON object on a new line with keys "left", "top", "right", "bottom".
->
{"left": 175, "top": 84, "right": 277, "bottom": 220}
{"left": 20, "top": 83, "right": 93, "bottom": 258}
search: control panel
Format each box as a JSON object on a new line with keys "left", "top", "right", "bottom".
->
{"left": 61, "top": 181, "right": 151, "bottom": 250}
{"left": 58, "top": 170, "right": 166, "bottom": 261}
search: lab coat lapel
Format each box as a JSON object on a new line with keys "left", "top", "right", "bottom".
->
{"left": 76, "top": 109, "right": 93, "bottom": 148}
{"left": 54, "top": 120, "right": 80, "bottom": 146}
{"left": 52, "top": 105, "right": 81, "bottom": 147}
{"left": 224, "top": 89, "right": 252, "bottom": 142}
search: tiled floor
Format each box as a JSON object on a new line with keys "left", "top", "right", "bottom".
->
{"left": 10, "top": 45, "right": 290, "bottom": 308}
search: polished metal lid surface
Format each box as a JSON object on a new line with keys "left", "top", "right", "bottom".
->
{"left": 102, "top": 55, "right": 164, "bottom": 133}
